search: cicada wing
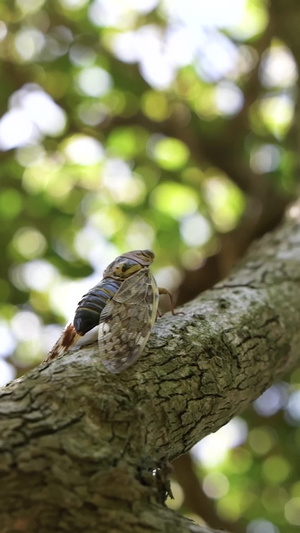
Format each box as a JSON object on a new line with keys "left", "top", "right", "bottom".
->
{"left": 98, "top": 270, "right": 159, "bottom": 373}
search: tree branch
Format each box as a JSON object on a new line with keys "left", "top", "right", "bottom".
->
{"left": 1, "top": 211, "right": 300, "bottom": 532}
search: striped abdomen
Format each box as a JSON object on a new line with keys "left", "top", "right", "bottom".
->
{"left": 73, "top": 278, "right": 121, "bottom": 335}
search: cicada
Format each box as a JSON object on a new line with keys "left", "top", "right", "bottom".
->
{"left": 46, "top": 249, "right": 176, "bottom": 373}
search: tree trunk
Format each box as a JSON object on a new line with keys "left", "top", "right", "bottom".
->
{"left": 1, "top": 210, "right": 300, "bottom": 532}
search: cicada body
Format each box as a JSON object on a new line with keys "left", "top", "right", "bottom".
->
{"left": 46, "top": 249, "right": 161, "bottom": 373}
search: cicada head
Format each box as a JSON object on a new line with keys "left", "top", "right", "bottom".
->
{"left": 103, "top": 249, "right": 155, "bottom": 280}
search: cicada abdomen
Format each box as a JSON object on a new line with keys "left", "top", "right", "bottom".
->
{"left": 46, "top": 249, "right": 162, "bottom": 373}
{"left": 73, "top": 279, "right": 122, "bottom": 336}
{"left": 46, "top": 277, "right": 122, "bottom": 362}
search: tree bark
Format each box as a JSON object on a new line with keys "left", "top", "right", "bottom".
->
{"left": 2, "top": 211, "right": 300, "bottom": 532}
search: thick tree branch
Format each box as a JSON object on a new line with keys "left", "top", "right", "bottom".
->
{"left": 1, "top": 211, "right": 300, "bottom": 532}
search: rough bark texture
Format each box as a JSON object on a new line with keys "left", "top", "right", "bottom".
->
{"left": 1, "top": 213, "right": 300, "bottom": 532}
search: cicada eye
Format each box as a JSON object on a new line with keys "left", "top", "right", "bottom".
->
{"left": 121, "top": 262, "right": 131, "bottom": 272}
{"left": 113, "top": 260, "right": 140, "bottom": 278}
{"left": 115, "top": 261, "right": 130, "bottom": 274}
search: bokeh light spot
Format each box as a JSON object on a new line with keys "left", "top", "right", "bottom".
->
{"left": 192, "top": 417, "right": 248, "bottom": 467}
{"left": 107, "top": 126, "right": 148, "bottom": 158}
{"left": 250, "top": 144, "right": 281, "bottom": 174}
{"left": 204, "top": 175, "right": 245, "bottom": 231}
{"left": 77, "top": 67, "right": 112, "bottom": 97}
{"left": 141, "top": 91, "right": 170, "bottom": 121}
{"left": 0, "top": 109, "right": 39, "bottom": 150}
{"left": 0, "top": 359, "right": 15, "bottom": 386}
{"left": 151, "top": 182, "right": 197, "bottom": 219}
{"left": 180, "top": 214, "right": 212, "bottom": 246}
{"left": 246, "top": 519, "right": 279, "bottom": 533}
{"left": 254, "top": 384, "right": 287, "bottom": 417}
{"left": 64, "top": 135, "right": 104, "bottom": 165}
{"left": 14, "top": 28, "right": 45, "bottom": 62}
{"left": 12, "top": 227, "right": 47, "bottom": 259}
{"left": 203, "top": 472, "right": 230, "bottom": 499}
{"left": 151, "top": 137, "right": 190, "bottom": 170}
{"left": 285, "top": 497, "right": 300, "bottom": 526}
{"left": 248, "top": 427, "right": 276, "bottom": 456}
{"left": 262, "top": 455, "right": 291, "bottom": 484}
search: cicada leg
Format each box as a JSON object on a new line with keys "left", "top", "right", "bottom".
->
{"left": 156, "top": 307, "right": 163, "bottom": 318}
{"left": 158, "top": 287, "right": 181, "bottom": 315}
